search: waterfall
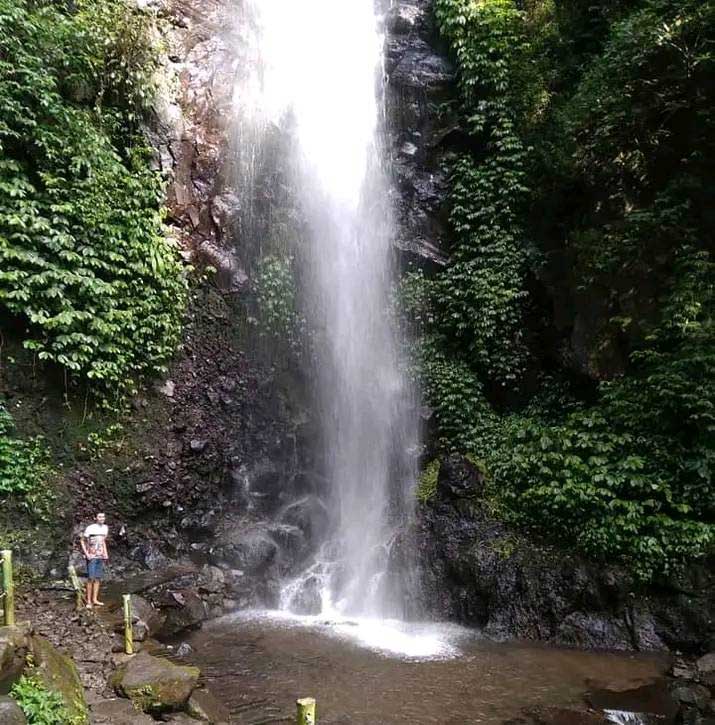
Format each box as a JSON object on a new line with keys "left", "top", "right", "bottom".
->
{"left": 234, "top": 0, "right": 420, "bottom": 619}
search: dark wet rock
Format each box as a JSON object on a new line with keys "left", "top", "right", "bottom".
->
{"left": 385, "top": 0, "right": 454, "bottom": 267}
{"left": 130, "top": 541, "right": 171, "bottom": 571}
{"left": 280, "top": 496, "right": 329, "bottom": 545}
{"left": 110, "top": 565, "right": 198, "bottom": 599}
{"left": 0, "top": 696, "right": 27, "bottom": 725}
{"left": 419, "top": 453, "right": 715, "bottom": 651}
{"left": 158, "top": 589, "right": 209, "bottom": 637}
{"left": 673, "top": 684, "right": 712, "bottom": 710}
{"left": 189, "top": 439, "right": 208, "bottom": 454}
{"left": 672, "top": 660, "right": 698, "bottom": 680}
{"left": 267, "top": 524, "right": 307, "bottom": 562}
{"left": 111, "top": 652, "right": 199, "bottom": 713}
{"left": 113, "top": 595, "right": 165, "bottom": 642}
{"left": 245, "top": 459, "right": 284, "bottom": 498}
{"left": 187, "top": 688, "right": 231, "bottom": 724}
{"left": 698, "top": 653, "right": 715, "bottom": 687}
{"left": 210, "top": 526, "right": 278, "bottom": 574}
{"left": 437, "top": 454, "right": 484, "bottom": 499}
{"left": 29, "top": 634, "right": 87, "bottom": 722}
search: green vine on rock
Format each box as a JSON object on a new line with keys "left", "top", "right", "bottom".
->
{"left": 433, "top": 0, "right": 533, "bottom": 384}
{"left": 0, "top": 0, "right": 187, "bottom": 400}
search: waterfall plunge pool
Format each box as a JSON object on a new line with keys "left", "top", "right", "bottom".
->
{"left": 177, "top": 610, "right": 672, "bottom": 724}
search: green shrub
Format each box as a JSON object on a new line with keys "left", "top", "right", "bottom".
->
{"left": 0, "top": 404, "right": 52, "bottom": 515}
{"left": 417, "top": 459, "right": 441, "bottom": 503}
{"left": 11, "top": 674, "right": 74, "bottom": 725}
{"left": 0, "top": 0, "right": 186, "bottom": 399}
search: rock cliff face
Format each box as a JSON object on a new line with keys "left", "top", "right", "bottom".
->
{"left": 419, "top": 455, "right": 715, "bottom": 653}
{"left": 385, "top": 0, "right": 453, "bottom": 267}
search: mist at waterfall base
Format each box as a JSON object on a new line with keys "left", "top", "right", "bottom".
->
{"left": 233, "top": 0, "right": 429, "bottom": 655}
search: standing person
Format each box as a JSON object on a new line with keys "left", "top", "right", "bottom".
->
{"left": 80, "top": 512, "right": 108, "bottom": 609}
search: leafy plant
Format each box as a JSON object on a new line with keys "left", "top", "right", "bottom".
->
{"left": 0, "top": 0, "right": 186, "bottom": 401}
{"left": 11, "top": 673, "right": 76, "bottom": 725}
{"left": 252, "top": 255, "right": 305, "bottom": 352}
{"left": 0, "top": 404, "right": 52, "bottom": 515}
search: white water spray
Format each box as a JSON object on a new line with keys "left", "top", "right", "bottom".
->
{"left": 235, "top": 0, "right": 420, "bottom": 621}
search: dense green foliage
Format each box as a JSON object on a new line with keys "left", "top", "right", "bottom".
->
{"left": 0, "top": 0, "right": 186, "bottom": 398}
{"left": 418, "top": 0, "right": 714, "bottom": 579}
{"left": 11, "top": 673, "right": 76, "bottom": 725}
{"left": 433, "top": 0, "right": 531, "bottom": 383}
{"left": 0, "top": 404, "right": 51, "bottom": 514}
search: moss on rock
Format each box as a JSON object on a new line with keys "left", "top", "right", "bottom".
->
{"left": 111, "top": 652, "right": 199, "bottom": 713}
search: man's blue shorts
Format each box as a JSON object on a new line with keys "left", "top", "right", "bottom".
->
{"left": 87, "top": 558, "right": 105, "bottom": 580}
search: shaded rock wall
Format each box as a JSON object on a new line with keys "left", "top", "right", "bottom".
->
{"left": 419, "top": 455, "right": 715, "bottom": 653}
{"left": 385, "top": 0, "right": 454, "bottom": 268}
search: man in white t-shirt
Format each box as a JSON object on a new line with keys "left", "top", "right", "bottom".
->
{"left": 80, "top": 512, "right": 109, "bottom": 609}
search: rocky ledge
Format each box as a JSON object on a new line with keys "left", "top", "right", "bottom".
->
{"left": 418, "top": 454, "right": 715, "bottom": 654}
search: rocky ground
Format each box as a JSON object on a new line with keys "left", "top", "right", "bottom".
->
{"left": 3, "top": 576, "right": 230, "bottom": 724}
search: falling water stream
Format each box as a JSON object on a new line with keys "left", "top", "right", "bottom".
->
{"left": 236, "top": 0, "right": 420, "bottom": 641}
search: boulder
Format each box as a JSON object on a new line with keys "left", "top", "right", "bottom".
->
{"left": 698, "top": 653, "right": 715, "bottom": 686}
{"left": 437, "top": 454, "right": 484, "bottom": 500}
{"left": 113, "top": 595, "right": 166, "bottom": 642}
{"left": 130, "top": 541, "right": 170, "bottom": 571}
{"left": 90, "top": 698, "right": 155, "bottom": 724}
{"left": 698, "top": 653, "right": 715, "bottom": 674}
{"left": 280, "top": 496, "right": 329, "bottom": 544}
{"left": 0, "top": 625, "right": 29, "bottom": 695}
{"left": 159, "top": 589, "right": 209, "bottom": 637}
{"left": 187, "top": 688, "right": 230, "bottom": 723}
{"left": 210, "top": 528, "right": 278, "bottom": 574}
{"left": 111, "top": 652, "right": 199, "bottom": 713}
{"left": 673, "top": 684, "right": 711, "bottom": 710}
{"left": 282, "top": 575, "right": 322, "bottom": 615}
{"left": 29, "top": 635, "right": 87, "bottom": 723}
{"left": 0, "top": 696, "right": 27, "bottom": 724}
{"left": 198, "top": 565, "right": 225, "bottom": 595}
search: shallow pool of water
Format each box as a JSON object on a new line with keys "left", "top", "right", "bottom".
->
{"left": 180, "top": 611, "right": 670, "bottom": 724}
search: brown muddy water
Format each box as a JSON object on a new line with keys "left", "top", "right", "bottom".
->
{"left": 180, "top": 611, "right": 671, "bottom": 725}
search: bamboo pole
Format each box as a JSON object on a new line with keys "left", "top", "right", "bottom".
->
{"left": 296, "top": 697, "right": 316, "bottom": 725}
{"left": 2, "top": 550, "right": 14, "bottom": 626}
{"left": 122, "top": 594, "right": 133, "bottom": 655}
{"left": 68, "top": 565, "right": 83, "bottom": 610}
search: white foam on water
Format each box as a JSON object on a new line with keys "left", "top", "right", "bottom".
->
{"left": 604, "top": 711, "right": 653, "bottom": 725}
{"left": 212, "top": 609, "right": 467, "bottom": 661}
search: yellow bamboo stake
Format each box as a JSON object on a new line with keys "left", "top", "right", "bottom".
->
{"left": 68, "top": 565, "right": 83, "bottom": 610}
{"left": 2, "top": 550, "right": 14, "bottom": 626}
{"left": 122, "top": 594, "right": 133, "bottom": 655}
{"left": 296, "top": 697, "right": 316, "bottom": 725}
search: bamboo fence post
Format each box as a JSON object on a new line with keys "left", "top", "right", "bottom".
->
{"left": 68, "top": 565, "right": 83, "bottom": 610}
{"left": 122, "top": 594, "right": 133, "bottom": 655}
{"left": 1, "top": 550, "right": 14, "bottom": 626}
{"left": 296, "top": 697, "right": 316, "bottom": 725}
